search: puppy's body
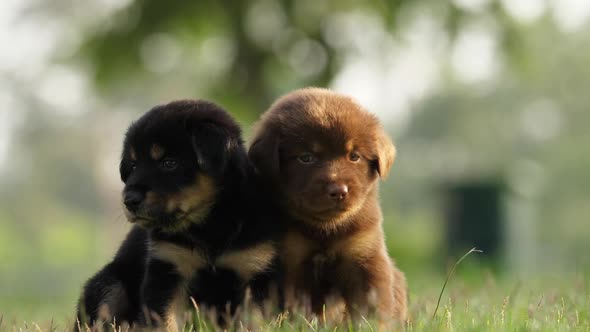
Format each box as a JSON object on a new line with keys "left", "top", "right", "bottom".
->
{"left": 76, "top": 100, "right": 279, "bottom": 330}
{"left": 249, "top": 88, "right": 408, "bottom": 322}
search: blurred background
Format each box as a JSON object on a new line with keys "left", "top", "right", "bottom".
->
{"left": 1, "top": 0, "right": 589, "bottom": 324}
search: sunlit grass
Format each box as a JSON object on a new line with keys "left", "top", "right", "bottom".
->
{"left": 1, "top": 225, "right": 588, "bottom": 331}
{"left": 2, "top": 270, "right": 588, "bottom": 331}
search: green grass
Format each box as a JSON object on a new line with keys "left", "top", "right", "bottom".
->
{"left": 409, "top": 277, "right": 589, "bottom": 331}
{"left": 2, "top": 270, "right": 588, "bottom": 331}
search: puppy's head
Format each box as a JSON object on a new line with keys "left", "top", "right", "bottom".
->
{"left": 249, "top": 88, "right": 395, "bottom": 228}
{"left": 120, "top": 100, "right": 245, "bottom": 232}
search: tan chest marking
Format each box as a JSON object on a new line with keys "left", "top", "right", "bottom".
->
{"left": 284, "top": 227, "right": 380, "bottom": 271}
{"left": 331, "top": 228, "right": 380, "bottom": 261}
{"left": 282, "top": 230, "right": 315, "bottom": 266}
{"left": 151, "top": 241, "right": 276, "bottom": 281}
{"left": 150, "top": 242, "right": 207, "bottom": 279}
{"left": 216, "top": 242, "right": 276, "bottom": 280}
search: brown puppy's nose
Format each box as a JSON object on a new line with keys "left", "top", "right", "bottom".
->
{"left": 327, "top": 183, "right": 348, "bottom": 201}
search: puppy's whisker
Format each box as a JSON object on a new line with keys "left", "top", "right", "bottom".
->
{"left": 115, "top": 213, "right": 127, "bottom": 224}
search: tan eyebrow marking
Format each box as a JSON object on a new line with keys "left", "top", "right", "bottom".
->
{"left": 345, "top": 140, "right": 354, "bottom": 152}
{"left": 150, "top": 144, "right": 165, "bottom": 160}
{"left": 311, "top": 141, "right": 322, "bottom": 153}
{"left": 130, "top": 147, "right": 137, "bottom": 161}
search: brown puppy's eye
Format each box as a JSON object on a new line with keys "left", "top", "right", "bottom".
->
{"left": 350, "top": 152, "right": 361, "bottom": 162}
{"left": 298, "top": 153, "right": 316, "bottom": 164}
{"left": 161, "top": 158, "right": 178, "bottom": 170}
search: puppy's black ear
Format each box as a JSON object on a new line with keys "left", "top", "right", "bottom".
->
{"left": 191, "top": 122, "right": 231, "bottom": 174}
{"left": 375, "top": 127, "right": 396, "bottom": 179}
{"left": 248, "top": 126, "right": 280, "bottom": 179}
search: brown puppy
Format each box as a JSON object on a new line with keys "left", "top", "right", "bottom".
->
{"left": 248, "top": 87, "right": 408, "bottom": 323}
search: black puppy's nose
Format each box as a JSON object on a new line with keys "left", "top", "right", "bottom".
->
{"left": 327, "top": 183, "right": 348, "bottom": 201}
{"left": 124, "top": 190, "right": 145, "bottom": 212}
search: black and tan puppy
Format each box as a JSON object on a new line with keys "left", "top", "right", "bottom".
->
{"left": 248, "top": 88, "right": 408, "bottom": 323}
{"left": 76, "top": 100, "right": 279, "bottom": 330}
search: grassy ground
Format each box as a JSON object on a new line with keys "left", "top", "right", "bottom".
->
{"left": 2, "top": 268, "right": 588, "bottom": 332}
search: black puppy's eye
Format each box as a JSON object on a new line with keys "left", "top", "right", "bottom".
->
{"left": 298, "top": 153, "right": 316, "bottom": 164}
{"left": 350, "top": 152, "right": 361, "bottom": 162}
{"left": 161, "top": 158, "right": 178, "bottom": 170}
{"left": 130, "top": 162, "right": 137, "bottom": 171}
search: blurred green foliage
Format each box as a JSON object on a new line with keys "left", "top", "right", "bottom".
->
{"left": 65, "top": 0, "right": 534, "bottom": 117}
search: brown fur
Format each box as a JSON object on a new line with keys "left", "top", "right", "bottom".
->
{"left": 249, "top": 87, "right": 408, "bottom": 323}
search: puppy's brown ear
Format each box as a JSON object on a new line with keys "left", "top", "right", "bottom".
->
{"left": 248, "top": 126, "right": 280, "bottom": 179}
{"left": 375, "top": 128, "right": 396, "bottom": 179}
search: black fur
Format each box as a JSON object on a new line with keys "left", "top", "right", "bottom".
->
{"left": 76, "top": 100, "right": 281, "bottom": 329}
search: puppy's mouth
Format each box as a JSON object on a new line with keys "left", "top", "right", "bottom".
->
{"left": 287, "top": 199, "right": 352, "bottom": 221}
{"left": 124, "top": 207, "right": 166, "bottom": 226}
{"left": 309, "top": 204, "right": 349, "bottom": 215}
{"left": 124, "top": 204, "right": 211, "bottom": 231}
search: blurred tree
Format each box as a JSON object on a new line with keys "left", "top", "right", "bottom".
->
{"left": 48, "top": 0, "right": 533, "bottom": 119}
{"left": 393, "top": 21, "right": 590, "bottom": 270}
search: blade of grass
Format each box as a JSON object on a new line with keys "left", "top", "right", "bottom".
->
{"left": 432, "top": 247, "right": 482, "bottom": 321}
{"left": 360, "top": 315, "right": 375, "bottom": 332}
{"left": 32, "top": 322, "right": 43, "bottom": 332}
{"left": 299, "top": 314, "right": 316, "bottom": 331}
{"left": 190, "top": 297, "right": 204, "bottom": 332}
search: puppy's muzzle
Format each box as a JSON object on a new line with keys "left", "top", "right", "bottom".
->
{"left": 124, "top": 189, "right": 145, "bottom": 213}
